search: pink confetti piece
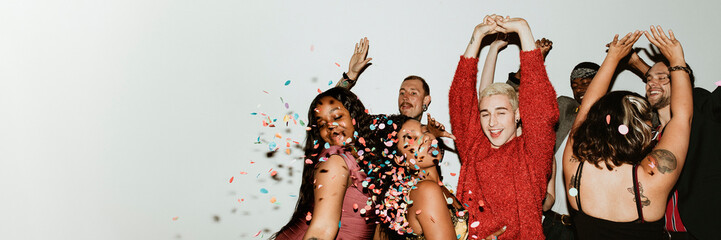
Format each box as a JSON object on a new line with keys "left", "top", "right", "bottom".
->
{"left": 305, "top": 159, "right": 313, "bottom": 164}
{"left": 240, "top": 171, "right": 248, "bottom": 175}
{"left": 606, "top": 115, "right": 611, "bottom": 124}
{"left": 335, "top": 62, "right": 340, "bottom": 67}
{"left": 353, "top": 203, "right": 359, "bottom": 210}
{"left": 253, "top": 230, "right": 261, "bottom": 237}
{"left": 317, "top": 88, "right": 322, "bottom": 93}
{"left": 229, "top": 176, "right": 234, "bottom": 183}
{"left": 470, "top": 221, "right": 480, "bottom": 228}
{"left": 649, "top": 161, "right": 656, "bottom": 169}
{"left": 415, "top": 209, "right": 422, "bottom": 215}
{"left": 305, "top": 212, "right": 312, "bottom": 221}
{"left": 716, "top": 80, "right": 721, "bottom": 86}
{"left": 478, "top": 200, "right": 485, "bottom": 206}
{"left": 450, "top": 172, "right": 457, "bottom": 176}
{"left": 618, "top": 124, "right": 629, "bottom": 135}
{"left": 172, "top": 216, "right": 179, "bottom": 221}
{"left": 263, "top": 90, "right": 269, "bottom": 94}
{"left": 271, "top": 170, "right": 278, "bottom": 176}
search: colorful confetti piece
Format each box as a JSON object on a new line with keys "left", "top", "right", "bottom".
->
{"left": 284, "top": 80, "right": 291, "bottom": 86}
{"left": 569, "top": 187, "right": 578, "bottom": 197}
{"left": 716, "top": 80, "right": 721, "bottom": 86}
{"left": 415, "top": 210, "right": 422, "bottom": 215}
{"left": 270, "top": 197, "right": 277, "bottom": 203}
{"left": 335, "top": 62, "right": 340, "bottom": 67}
{"left": 470, "top": 221, "right": 480, "bottom": 228}
{"left": 606, "top": 115, "right": 611, "bottom": 124}
{"left": 229, "top": 176, "right": 234, "bottom": 183}
{"left": 328, "top": 80, "right": 333, "bottom": 86}
{"left": 172, "top": 216, "right": 179, "bottom": 221}
{"left": 618, "top": 124, "right": 629, "bottom": 135}
{"left": 253, "top": 230, "right": 261, "bottom": 237}
{"left": 260, "top": 188, "right": 268, "bottom": 194}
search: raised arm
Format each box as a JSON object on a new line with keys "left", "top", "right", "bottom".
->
{"left": 303, "top": 155, "right": 351, "bottom": 240}
{"left": 450, "top": 16, "right": 502, "bottom": 159}
{"left": 572, "top": 31, "right": 643, "bottom": 132}
{"left": 639, "top": 26, "right": 693, "bottom": 187}
{"left": 479, "top": 35, "right": 509, "bottom": 92}
{"left": 336, "top": 37, "right": 373, "bottom": 89}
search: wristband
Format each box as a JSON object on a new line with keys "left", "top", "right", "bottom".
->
{"left": 668, "top": 65, "right": 691, "bottom": 75}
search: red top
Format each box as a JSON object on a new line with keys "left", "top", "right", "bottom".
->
{"left": 449, "top": 49, "right": 558, "bottom": 240}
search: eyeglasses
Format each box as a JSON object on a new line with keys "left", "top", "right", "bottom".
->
{"left": 644, "top": 72, "right": 670, "bottom": 84}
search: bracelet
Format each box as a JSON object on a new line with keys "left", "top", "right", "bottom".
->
{"left": 668, "top": 65, "right": 691, "bottom": 75}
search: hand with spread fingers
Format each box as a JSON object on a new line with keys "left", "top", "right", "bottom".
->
{"left": 644, "top": 25, "right": 685, "bottom": 65}
{"left": 606, "top": 31, "right": 643, "bottom": 62}
{"left": 426, "top": 113, "right": 456, "bottom": 140}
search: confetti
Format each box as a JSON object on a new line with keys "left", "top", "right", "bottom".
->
{"left": 310, "top": 45, "right": 314, "bottom": 51}
{"left": 618, "top": 124, "right": 629, "bottom": 135}
{"left": 569, "top": 187, "right": 578, "bottom": 197}
{"left": 446, "top": 197, "right": 453, "bottom": 205}
{"left": 606, "top": 115, "right": 611, "bottom": 124}
{"left": 172, "top": 216, "right": 179, "bottom": 221}
{"left": 229, "top": 176, "right": 234, "bottom": 183}
{"left": 306, "top": 212, "right": 312, "bottom": 221}
{"left": 328, "top": 80, "right": 333, "bottom": 85}
{"left": 335, "top": 62, "right": 341, "bottom": 67}
{"left": 317, "top": 88, "right": 322, "bottom": 93}
{"left": 285, "top": 148, "right": 291, "bottom": 155}
{"left": 470, "top": 221, "right": 480, "bottom": 228}
{"left": 260, "top": 188, "right": 269, "bottom": 194}
{"left": 285, "top": 103, "right": 289, "bottom": 109}
{"left": 478, "top": 200, "right": 485, "bottom": 206}
{"left": 716, "top": 80, "right": 721, "bottom": 86}
{"left": 284, "top": 80, "right": 291, "bottom": 86}
{"left": 270, "top": 197, "right": 277, "bottom": 203}
{"left": 254, "top": 230, "right": 262, "bottom": 237}
{"left": 450, "top": 173, "right": 457, "bottom": 176}
{"left": 271, "top": 170, "right": 278, "bottom": 176}
{"left": 275, "top": 133, "right": 282, "bottom": 139}
{"left": 268, "top": 142, "right": 277, "bottom": 151}
{"left": 415, "top": 209, "right": 422, "bottom": 215}
{"left": 305, "top": 159, "right": 313, "bottom": 164}
{"left": 353, "top": 203, "right": 358, "bottom": 211}
{"left": 240, "top": 171, "right": 248, "bottom": 175}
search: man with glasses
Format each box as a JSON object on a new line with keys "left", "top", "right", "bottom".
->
{"left": 628, "top": 51, "right": 721, "bottom": 240}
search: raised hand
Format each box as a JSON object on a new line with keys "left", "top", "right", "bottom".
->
{"left": 347, "top": 37, "right": 372, "bottom": 80}
{"left": 494, "top": 16, "right": 530, "bottom": 34}
{"left": 536, "top": 38, "right": 553, "bottom": 59}
{"left": 426, "top": 113, "right": 456, "bottom": 140}
{"left": 606, "top": 31, "right": 643, "bottom": 61}
{"left": 473, "top": 14, "right": 504, "bottom": 37}
{"left": 489, "top": 33, "right": 509, "bottom": 50}
{"left": 644, "top": 26, "right": 685, "bottom": 65}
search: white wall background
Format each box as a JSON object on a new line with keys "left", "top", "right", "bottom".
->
{"left": 1, "top": 0, "right": 719, "bottom": 239}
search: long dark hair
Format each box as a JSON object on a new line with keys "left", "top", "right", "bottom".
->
{"left": 572, "top": 91, "right": 655, "bottom": 170}
{"left": 274, "top": 87, "right": 409, "bottom": 237}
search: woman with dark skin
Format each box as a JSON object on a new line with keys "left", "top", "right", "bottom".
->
{"left": 273, "top": 87, "right": 406, "bottom": 240}
{"left": 562, "top": 27, "right": 692, "bottom": 239}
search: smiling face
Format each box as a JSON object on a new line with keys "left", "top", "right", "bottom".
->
{"left": 571, "top": 77, "right": 592, "bottom": 103}
{"left": 479, "top": 94, "right": 520, "bottom": 148}
{"left": 645, "top": 62, "right": 672, "bottom": 109}
{"left": 314, "top": 96, "right": 355, "bottom": 146}
{"left": 395, "top": 120, "right": 443, "bottom": 170}
{"left": 398, "top": 79, "right": 430, "bottom": 120}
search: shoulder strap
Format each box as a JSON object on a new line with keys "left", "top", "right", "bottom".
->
{"left": 632, "top": 164, "right": 646, "bottom": 223}
{"left": 574, "top": 161, "right": 584, "bottom": 212}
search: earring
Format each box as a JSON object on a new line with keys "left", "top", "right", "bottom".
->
{"left": 423, "top": 104, "right": 428, "bottom": 112}
{"left": 515, "top": 119, "right": 519, "bottom": 123}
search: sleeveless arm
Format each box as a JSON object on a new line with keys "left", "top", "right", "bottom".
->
{"left": 303, "top": 155, "right": 351, "bottom": 240}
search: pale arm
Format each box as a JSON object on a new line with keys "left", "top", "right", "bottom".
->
{"left": 303, "top": 155, "right": 351, "bottom": 240}
{"left": 479, "top": 37, "right": 508, "bottom": 92}
{"left": 336, "top": 37, "right": 372, "bottom": 89}
{"left": 543, "top": 159, "right": 557, "bottom": 211}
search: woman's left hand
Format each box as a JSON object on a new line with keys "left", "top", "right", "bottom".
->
{"left": 427, "top": 113, "right": 456, "bottom": 140}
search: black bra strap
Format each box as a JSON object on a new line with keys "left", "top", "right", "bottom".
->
{"left": 632, "top": 164, "right": 646, "bottom": 223}
{"left": 574, "top": 161, "right": 585, "bottom": 212}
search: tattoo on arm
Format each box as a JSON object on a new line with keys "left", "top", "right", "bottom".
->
{"left": 648, "top": 149, "right": 677, "bottom": 174}
{"left": 570, "top": 174, "right": 577, "bottom": 188}
{"left": 627, "top": 182, "right": 651, "bottom": 207}
{"left": 469, "top": 35, "right": 475, "bottom": 45}
{"left": 338, "top": 80, "right": 350, "bottom": 88}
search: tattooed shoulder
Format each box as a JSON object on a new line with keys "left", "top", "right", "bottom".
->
{"left": 648, "top": 149, "right": 677, "bottom": 174}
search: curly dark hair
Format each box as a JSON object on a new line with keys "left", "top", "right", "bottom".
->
{"left": 572, "top": 91, "right": 655, "bottom": 170}
{"left": 274, "top": 87, "right": 411, "bottom": 238}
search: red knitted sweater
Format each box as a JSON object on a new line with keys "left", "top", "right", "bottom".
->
{"left": 449, "top": 49, "right": 558, "bottom": 240}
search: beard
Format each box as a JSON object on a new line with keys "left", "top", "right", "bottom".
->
{"left": 651, "top": 94, "right": 671, "bottom": 109}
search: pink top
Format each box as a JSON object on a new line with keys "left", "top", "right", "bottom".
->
{"left": 275, "top": 146, "right": 375, "bottom": 240}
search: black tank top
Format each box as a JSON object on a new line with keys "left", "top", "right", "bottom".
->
{"left": 570, "top": 161, "right": 665, "bottom": 239}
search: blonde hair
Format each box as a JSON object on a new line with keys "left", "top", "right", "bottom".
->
{"left": 478, "top": 83, "right": 519, "bottom": 110}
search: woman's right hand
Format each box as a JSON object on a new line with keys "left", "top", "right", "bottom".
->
{"left": 473, "top": 15, "right": 504, "bottom": 37}
{"left": 488, "top": 33, "right": 509, "bottom": 51}
{"left": 606, "top": 31, "right": 643, "bottom": 62}
{"left": 644, "top": 25, "right": 685, "bottom": 65}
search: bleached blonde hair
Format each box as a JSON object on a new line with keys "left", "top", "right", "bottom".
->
{"left": 478, "top": 83, "right": 519, "bottom": 110}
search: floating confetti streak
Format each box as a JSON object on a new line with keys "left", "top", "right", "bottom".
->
{"left": 716, "top": 80, "right": 721, "bottom": 86}
{"left": 229, "top": 176, "right": 234, "bottom": 183}
{"left": 569, "top": 187, "right": 578, "bottom": 197}
{"left": 172, "top": 216, "right": 179, "bottom": 221}
{"left": 335, "top": 62, "right": 340, "bottom": 67}
{"left": 450, "top": 173, "right": 457, "bottom": 176}
{"left": 270, "top": 197, "right": 277, "bottom": 203}
{"left": 240, "top": 171, "right": 248, "bottom": 175}
{"left": 260, "top": 188, "right": 269, "bottom": 194}
{"left": 328, "top": 80, "right": 333, "bottom": 85}
{"left": 470, "top": 221, "right": 480, "bottom": 228}
{"left": 284, "top": 80, "right": 291, "bottom": 86}
{"left": 618, "top": 124, "right": 629, "bottom": 135}
{"left": 606, "top": 115, "right": 611, "bottom": 124}
{"left": 254, "top": 230, "right": 261, "bottom": 237}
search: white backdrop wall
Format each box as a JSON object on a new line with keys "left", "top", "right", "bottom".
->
{"left": 1, "top": 1, "right": 719, "bottom": 239}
